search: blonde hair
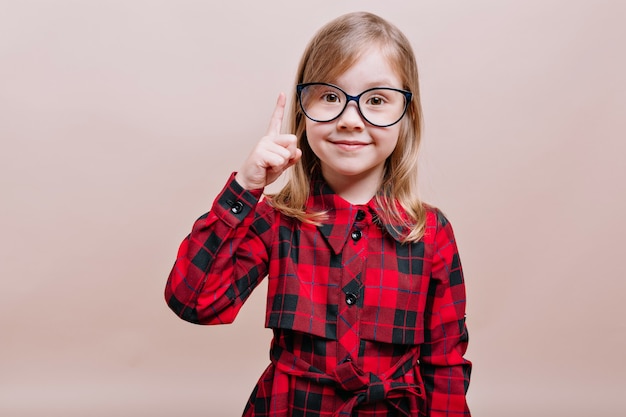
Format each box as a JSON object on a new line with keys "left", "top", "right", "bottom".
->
{"left": 268, "top": 11, "right": 426, "bottom": 242}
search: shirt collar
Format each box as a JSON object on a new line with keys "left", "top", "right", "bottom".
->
{"left": 306, "top": 177, "right": 410, "bottom": 254}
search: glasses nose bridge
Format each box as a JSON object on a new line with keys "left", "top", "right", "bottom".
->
{"left": 344, "top": 92, "right": 361, "bottom": 107}
{"left": 341, "top": 91, "right": 364, "bottom": 117}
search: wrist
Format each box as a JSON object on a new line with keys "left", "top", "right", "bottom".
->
{"left": 234, "top": 172, "right": 262, "bottom": 191}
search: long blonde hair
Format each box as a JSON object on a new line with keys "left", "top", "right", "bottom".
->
{"left": 269, "top": 11, "right": 426, "bottom": 242}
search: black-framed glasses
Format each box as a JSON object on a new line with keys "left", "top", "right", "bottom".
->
{"left": 296, "top": 82, "right": 412, "bottom": 127}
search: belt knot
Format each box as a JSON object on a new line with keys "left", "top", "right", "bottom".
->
{"left": 331, "top": 360, "right": 386, "bottom": 404}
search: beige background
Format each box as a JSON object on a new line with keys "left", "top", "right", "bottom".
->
{"left": 1, "top": 0, "right": 625, "bottom": 416}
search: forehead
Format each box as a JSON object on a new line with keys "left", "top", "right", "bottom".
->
{"left": 329, "top": 47, "right": 403, "bottom": 92}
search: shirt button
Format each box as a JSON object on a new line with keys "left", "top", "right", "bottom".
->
{"left": 351, "top": 230, "right": 362, "bottom": 241}
{"left": 230, "top": 201, "right": 244, "bottom": 214}
{"left": 345, "top": 293, "right": 358, "bottom": 306}
{"left": 356, "top": 210, "right": 366, "bottom": 221}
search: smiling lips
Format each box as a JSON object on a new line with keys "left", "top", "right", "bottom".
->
{"left": 330, "top": 140, "right": 370, "bottom": 151}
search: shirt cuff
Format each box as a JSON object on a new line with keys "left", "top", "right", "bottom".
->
{"left": 212, "top": 172, "right": 264, "bottom": 227}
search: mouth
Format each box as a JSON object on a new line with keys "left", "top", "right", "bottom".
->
{"left": 330, "top": 140, "right": 370, "bottom": 151}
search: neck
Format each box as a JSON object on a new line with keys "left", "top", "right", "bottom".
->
{"left": 322, "top": 167, "right": 383, "bottom": 205}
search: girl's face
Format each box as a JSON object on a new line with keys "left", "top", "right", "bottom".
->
{"left": 305, "top": 47, "right": 403, "bottom": 192}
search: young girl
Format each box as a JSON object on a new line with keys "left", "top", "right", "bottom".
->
{"left": 165, "top": 11, "right": 471, "bottom": 417}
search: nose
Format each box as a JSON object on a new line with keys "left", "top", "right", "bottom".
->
{"left": 337, "top": 102, "right": 365, "bottom": 131}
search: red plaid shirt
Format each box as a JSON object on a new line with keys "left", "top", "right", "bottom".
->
{"left": 165, "top": 173, "right": 471, "bottom": 416}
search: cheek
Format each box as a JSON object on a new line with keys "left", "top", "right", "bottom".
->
{"left": 381, "top": 133, "right": 401, "bottom": 162}
{"left": 386, "top": 132, "right": 404, "bottom": 162}
{"left": 376, "top": 127, "right": 401, "bottom": 150}
{"left": 303, "top": 121, "right": 325, "bottom": 158}
{"left": 304, "top": 119, "right": 315, "bottom": 136}
{"left": 304, "top": 121, "right": 327, "bottom": 145}
{"left": 389, "top": 127, "right": 401, "bottom": 144}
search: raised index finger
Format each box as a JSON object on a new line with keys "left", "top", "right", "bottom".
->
{"left": 266, "top": 93, "right": 286, "bottom": 136}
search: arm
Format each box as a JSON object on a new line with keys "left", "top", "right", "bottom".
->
{"left": 164, "top": 93, "right": 301, "bottom": 325}
{"left": 420, "top": 210, "right": 472, "bottom": 416}
{"left": 164, "top": 174, "right": 269, "bottom": 324}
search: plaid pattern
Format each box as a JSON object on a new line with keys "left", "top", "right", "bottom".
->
{"left": 165, "top": 173, "right": 471, "bottom": 416}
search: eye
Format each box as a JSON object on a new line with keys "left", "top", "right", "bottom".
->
{"left": 322, "top": 93, "right": 340, "bottom": 103}
{"left": 367, "top": 96, "right": 385, "bottom": 106}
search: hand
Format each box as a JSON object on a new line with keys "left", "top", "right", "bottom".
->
{"left": 235, "top": 93, "right": 302, "bottom": 190}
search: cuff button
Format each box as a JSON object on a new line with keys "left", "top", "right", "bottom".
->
{"left": 230, "top": 201, "right": 244, "bottom": 214}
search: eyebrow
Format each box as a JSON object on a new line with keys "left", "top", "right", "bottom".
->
{"left": 328, "top": 80, "right": 403, "bottom": 92}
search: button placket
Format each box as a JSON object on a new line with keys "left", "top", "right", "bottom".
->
{"left": 351, "top": 209, "right": 367, "bottom": 242}
{"left": 336, "top": 209, "right": 368, "bottom": 361}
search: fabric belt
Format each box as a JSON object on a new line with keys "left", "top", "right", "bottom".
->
{"left": 270, "top": 344, "right": 425, "bottom": 416}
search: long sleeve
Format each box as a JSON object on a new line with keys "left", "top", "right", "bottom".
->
{"left": 420, "top": 210, "right": 472, "bottom": 416}
{"left": 164, "top": 173, "right": 271, "bottom": 325}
